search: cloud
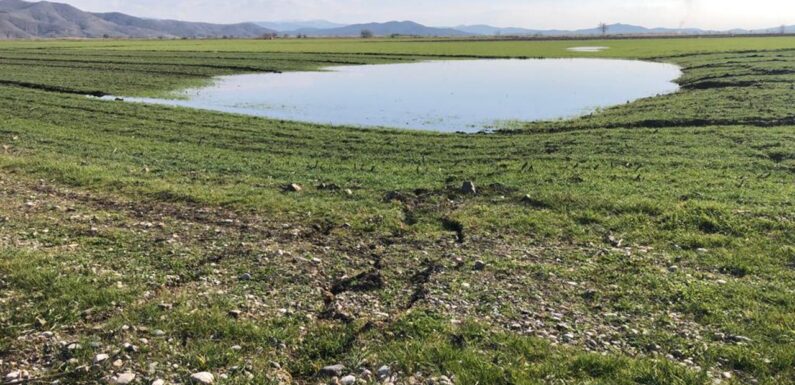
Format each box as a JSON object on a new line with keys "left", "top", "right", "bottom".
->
{"left": 60, "top": 0, "right": 793, "bottom": 30}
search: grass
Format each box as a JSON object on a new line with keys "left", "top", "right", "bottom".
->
{"left": 0, "top": 36, "right": 793, "bottom": 385}
{"left": 3, "top": 36, "right": 795, "bottom": 58}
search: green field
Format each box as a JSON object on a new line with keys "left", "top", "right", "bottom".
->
{"left": 0, "top": 37, "right": 793, "bottom": 385}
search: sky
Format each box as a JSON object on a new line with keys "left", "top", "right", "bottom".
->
{"left": 56, "top": 0, "right": 794, "bottom": 30}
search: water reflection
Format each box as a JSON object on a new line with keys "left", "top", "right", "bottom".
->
{"left": 108, "top": 59, "right": 680, "bottom": 132}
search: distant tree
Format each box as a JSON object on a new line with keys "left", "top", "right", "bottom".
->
{"left": 360, "top": 29, "right": 374, "bottom": 38}
{"left": 598, "top": 22, "right": 609, "bottom": 36}
{"left": 102, "top": 33, "right": 110, "bottom": 39}
{"left": 283, "top": 33, "right": 290, "bottom": 39}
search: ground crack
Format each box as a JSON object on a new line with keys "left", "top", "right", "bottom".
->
{"left": 406, "top": 259, "right": 444, "bottom": 309}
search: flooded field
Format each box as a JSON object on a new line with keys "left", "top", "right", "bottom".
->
{"left": 108, "top": 59, "right": 681, "bottom": 132}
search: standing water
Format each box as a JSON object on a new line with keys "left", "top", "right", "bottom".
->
{"left": 107, "top": 59, "right": 681, "bottom": 132}
{"left": 567, "top": 46, "right": 610, "bottom": 52}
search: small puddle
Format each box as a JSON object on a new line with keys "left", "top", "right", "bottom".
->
{"left": 567, "top": 46, "right": 610, "bottom": 52}
{"left": 102, "top": 59, "right": 680, "bottom": 133}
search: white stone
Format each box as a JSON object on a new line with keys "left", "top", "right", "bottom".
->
{"left": 190, "top": 372, "right": 214, "bottom": 384}
{"left": 377, "top": 365, "right": 391, "bottom": 379}
{"left": 112, "top": 372, "right": 136, "bottom": 385}
{"left": 5, "top": 371, "right": 21, "bottom": 381}
{"left": 94, "top": 354, "right": 110, "bottom": 364}
{"left": 320, "top": 364, "right": 345, "bottom": 377}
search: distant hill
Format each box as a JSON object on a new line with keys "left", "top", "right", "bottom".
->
{"left": 744, "top": 25, "right": 795, "bottom": 34}
{"left": 454, "top": 25, "right": 554, "bottom": 36}
{"left": 286, "top": 21, "right": 739, "bottom": 38}
{"left": 0, "top": 1, "right": 790, "bottom": 40}
{"left": 578, "top": 23, "right": 708, "bottom": 35}
{"left": 0, "top": 0, "right": 275, "bottom": 39}
{"left": 455, "top": 23, "right": 710, "bottom": 36}
{"left": 288, "top": 21, "right": 472, "bottom": 37}
{"left": 454, "top": 23, "right": 795, "bottom": 37}
{"left": 256, "top": 20, "right": 346, "bottom": 32}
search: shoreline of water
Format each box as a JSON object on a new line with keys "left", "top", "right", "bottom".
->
{"left": 97, "top": 58, "right": 681, "bottom": 133}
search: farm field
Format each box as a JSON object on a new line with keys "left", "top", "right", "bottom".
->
{"left": 0, "top": 36, "right": 794, "bottom": 385}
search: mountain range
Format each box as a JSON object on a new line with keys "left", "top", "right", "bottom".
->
{"left": 255, "top": 20, "right": 346, "bottom": 32}
{"left": 454, "top": 23, "right": 710, "bottom": 36}
{"left": 263, "top": 21, "right": 794, "bottom": 37}
{"left": 285, "top": 21, "right": 471, "bottom": 37}
{"left": 0, "top": 0, "right": 791, "bottom": 39}
{"left": 0, "top": 0, "right": 275, "bottom": 39}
